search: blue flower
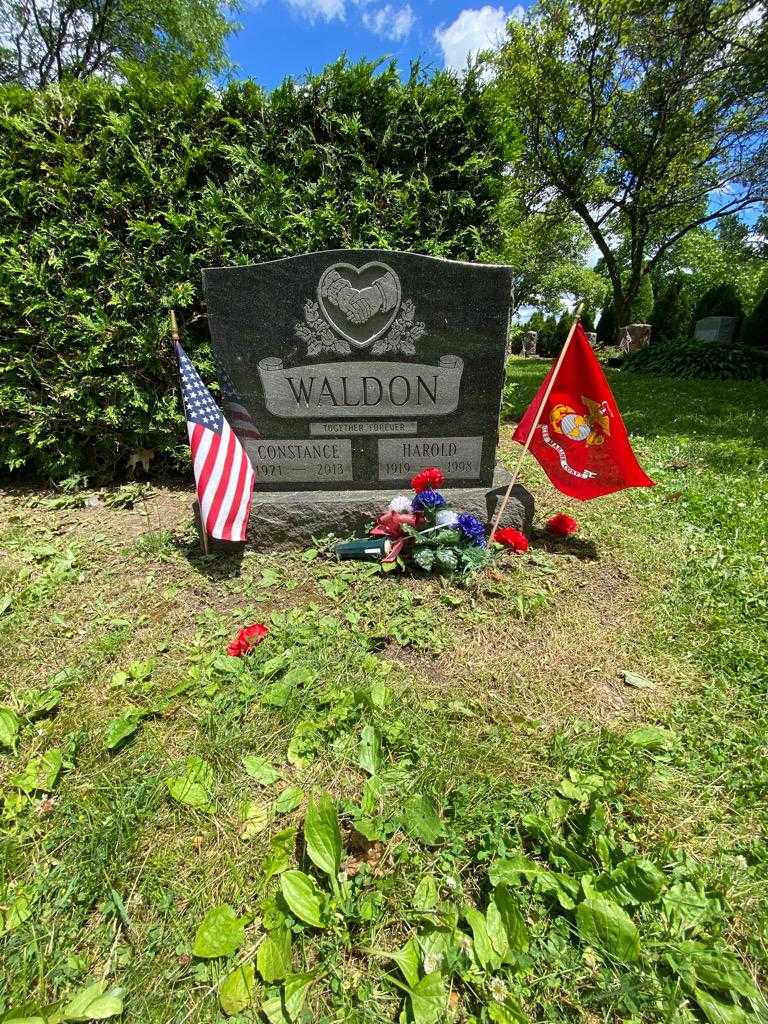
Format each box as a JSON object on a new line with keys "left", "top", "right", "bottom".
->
{"left": 457, "top": 513, "right": 487, "bottom": 547}
{"left": 411, "top": 489, "right": 446, "bottom": 513}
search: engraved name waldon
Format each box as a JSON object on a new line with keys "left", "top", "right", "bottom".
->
{"left": 258, "top": 356, "right": 464, "bottom": 419}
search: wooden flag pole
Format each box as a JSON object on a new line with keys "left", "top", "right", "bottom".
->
{"left": 489, "top": 303, "right": 584, "bottom": 540}
{"left": 170, "top": 310, "right": 210, "bottom": 555}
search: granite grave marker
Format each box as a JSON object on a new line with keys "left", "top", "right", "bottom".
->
{"left": 202, "top": 249, "right": 531, "bottom": 543}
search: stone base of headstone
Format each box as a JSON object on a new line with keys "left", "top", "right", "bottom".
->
{"left": 195, "top": 468, "right": 533, "bottom": 552}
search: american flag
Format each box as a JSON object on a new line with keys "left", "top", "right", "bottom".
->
{"left": 218, "top": 364, "right": 261, "bottom": 442}
{"left": 175, "top": 342, "right": 255, "bottom": 542}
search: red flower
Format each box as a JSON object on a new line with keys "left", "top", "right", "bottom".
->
{"left": 411, "top": 467, "right": 445, "bottom": 492}
{"left": 546, "top": 513, "right": 579, "bottom": 536}
{"left": 492, "top": 527, "right": 529, "bottom": 552}
{"left": 227, "top": 622, "right": 268, "bottom": 657}
{"left": 370, "top": 510, "right": 424, "bottom": 539}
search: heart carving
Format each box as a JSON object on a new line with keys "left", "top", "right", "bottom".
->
{"left": 317, "top": 262, "right": 402, "bottom": 349}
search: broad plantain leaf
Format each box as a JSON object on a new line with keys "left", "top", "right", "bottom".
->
{"left": 261, "top": 973, "right": 313, "bottom": 1024}
{"left": 263, "top": 827, "right": 296, "bottom": 882}
{"left": 401, "top": 794, "right": 443, "bottom": 845}
{"left": 104, "top": 712, "right": 146, "bottom": 750}
{"left": 304, "top": 792, "right": 342, "bottom": 881}
{"left": 408, "top": 972, "right": 446, "bottom": 1024}
{"left": 273, "top": 786, "right": 304, "bottom": 815}
{"left": 63, "top": 980, "right": 124, "bottom": 1020}
{"left": 694, "top": 989, "right": 750, "bottom": 1024}
{"left": 487, "top": 884, "right": 529, "bottom": 959}
{"left": 218, "top": 964, "right": 257, "bottom": 1017}
{"left": 279, "top": 870, "right": 326, "bottom": 929}
{"left": 604, "top": 858, "right": 666, "bottom": 904}
{"left": 242, "top": 755, "right": 281, "bottom": 786}
{"left": 11, "top": 749, "right": 63, "bottom": 792}
{"left": 193, "top": 904, "right": 247, "bottom": 958}
{"left": 257, "top": 927, "right": 292, "bottom": 982}
{"left": 358, "top": 724, "right": 382, "bottom": 776}
{"left": 576, "top": 898, "right": 640, "bottom": 964}
{"left": 0, "top": 707, "right": 20, "bottom": 748}
{"left": 465, "top": 907, "right": 497, "bottom": 970}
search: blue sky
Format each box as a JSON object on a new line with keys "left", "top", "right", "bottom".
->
{"left": 225, "top": 1, "right": 525, "bottom": 88}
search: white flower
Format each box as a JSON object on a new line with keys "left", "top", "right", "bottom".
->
{"left": 388, "top": 495, "right": 413, "bottom": 513}
{"left": 435, "top": 509, "right": 459, "bottom": 528}
{"left": 489, "top": 977, "right": 508, "bottom": 1001}
{"left": 422, "top": 951, "right": 443, "bottom": 974}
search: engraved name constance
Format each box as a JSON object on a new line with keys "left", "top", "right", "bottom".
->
{"left": 258, "top": 262, "right": 464, "bottom": 418}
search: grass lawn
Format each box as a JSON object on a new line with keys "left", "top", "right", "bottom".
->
{"left": 1, "top": 360, "right": 766, "bottom": 1024}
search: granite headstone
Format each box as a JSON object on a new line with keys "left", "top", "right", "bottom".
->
{"left": 202, "top": 249, "right": 531, "bottom": 544}
{"left": 693, "top": 316, "right": 737, "bottom": 343}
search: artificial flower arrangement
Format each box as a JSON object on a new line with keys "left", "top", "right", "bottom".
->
{"left": 337, "top": 467, "right": 491, "bottom": 574}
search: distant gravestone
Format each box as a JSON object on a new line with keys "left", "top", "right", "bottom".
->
{"left": 587, "top": 331, "right": 598, "bottom": 348}
{"left": 693, "top": 316, "right": 737, "bottom": 343}
{"left": 202, "top": 250, "right": 532, "bottom": 544}
{"left": 520, "top": 330, "right": 538, "bottom": 357}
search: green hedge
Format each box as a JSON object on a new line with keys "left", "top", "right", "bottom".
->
{"left": 0, "top": 60, "right": 505, "bottom": 481}
{"left": 623, "top": 339, "right": 768, "bottom": 380}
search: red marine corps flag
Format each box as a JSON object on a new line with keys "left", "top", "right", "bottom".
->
{"left": 512, "top": 320, "right": 654, "bottom": 500}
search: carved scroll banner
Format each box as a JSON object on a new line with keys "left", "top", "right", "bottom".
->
{"left": 257, "top": 356, "right": 464, "bottom": 419}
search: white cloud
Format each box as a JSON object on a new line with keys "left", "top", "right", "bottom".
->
{"left": 433, "top": 5, "right": 522, "bottom": 72}
{"left": 285, "top": 0, "right": 346, "bottom": 22}
{"left": 362, "top": 2, "right": 415, "bottom": 40}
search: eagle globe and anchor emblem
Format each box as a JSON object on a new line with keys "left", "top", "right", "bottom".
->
{"left": 540, "top": 395, "right": 612, "bottom": 479}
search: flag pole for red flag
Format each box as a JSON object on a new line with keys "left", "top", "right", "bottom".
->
{"left": 170, "top": 309, "right": 210, "bottom": 555}
{"left": 489, "top": 303, "right": 584, "bottom": 540}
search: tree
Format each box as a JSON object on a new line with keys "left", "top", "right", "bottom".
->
{"left": 499, "top": 190, "right": 604, "bottom": 313}
{"left": 492, "top": 0, "right": 768, "bottom": 331}
{"left": 596, "top": 302, "right": 617, "bottom": 346}
{"left": 0, "top": 0, "right": 238, "bottom": 87}
{"left": 650, "top": 274, "right": 694, "bottom": 342}
{"left": 630, "top": 275, "right": 654, "bottom": 323}
{"left": 741, "top": 286, "right": 768, "bottom": 348}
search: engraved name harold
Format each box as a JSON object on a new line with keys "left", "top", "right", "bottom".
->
{"left": 258, "top": 356, "right": 463, "bottom": 418}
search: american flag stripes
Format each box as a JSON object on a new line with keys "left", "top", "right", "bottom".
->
{"left": 219, "top": 365, "right": 262, "bottom": 442}
{"left": 175, "top": 341, "right": 255, "bottom": 542}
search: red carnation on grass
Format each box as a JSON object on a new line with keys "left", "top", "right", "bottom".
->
{"left": 492, "top": 527, "right": 529, "bottom": 552}
{"left": 546, "top": 513, "right": 579, "bottom": 537}
{"left": 411, "top": 466, "right": 445, "bottom": 492}
{"left": 227, "top": 622, "right": 269, "bottom": 657}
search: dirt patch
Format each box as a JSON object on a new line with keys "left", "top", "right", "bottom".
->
{"left": 392, "top": 555, "right": 663, "bottom": 728}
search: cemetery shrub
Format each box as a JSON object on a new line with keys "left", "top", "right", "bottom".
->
{"left": 650, "top": 275, "right": 693, "bottom": 343}
{"left": 740, "top": 286, "right": 768, "bottom": 349}
{"left": 623, "top": 339, "right": 768, "bottom": 380}
{"left": 0, "top": 60, "right": 505, "bottom": 481}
